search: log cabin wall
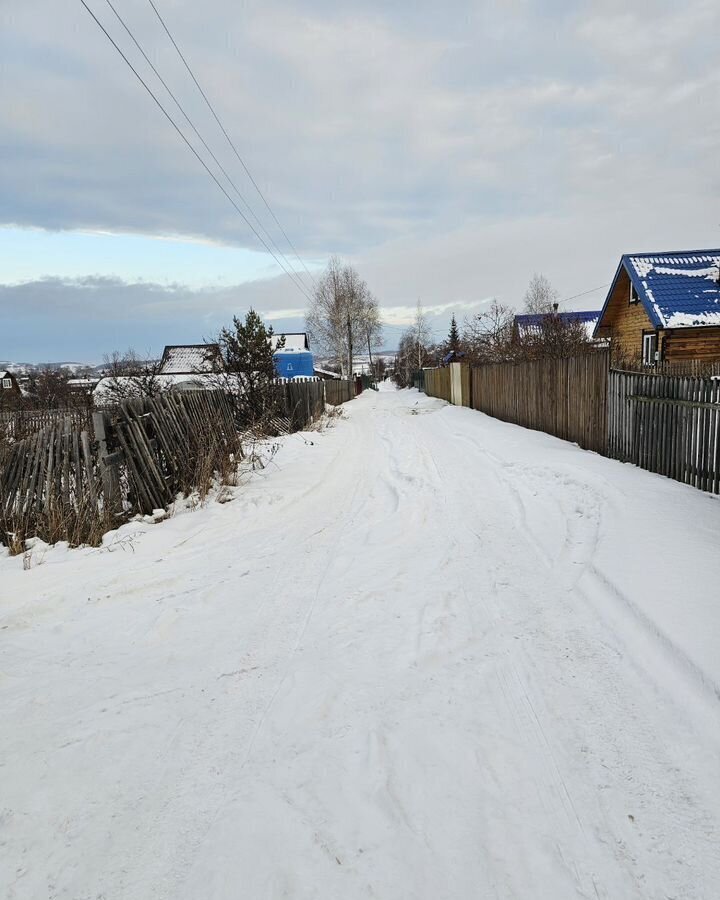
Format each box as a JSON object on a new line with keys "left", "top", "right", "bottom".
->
{"left": 596, "top": 267, "right": 656, "bottom": 361}
{"left": 663, "top": 326, "right": 720, "bottom": 362}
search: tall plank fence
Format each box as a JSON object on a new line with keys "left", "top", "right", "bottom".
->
{"left": 424, "top": 367, "right": 452, "bottom": 403}
{"left": 608, "top": 370, "right": 720, "bottom": 493}
{"left": 470, "top": 353, "right": 609, "bottom": 453}
{"left": 421, "top": 351, "right": 720, "bottom": 495}
{"left": 325, "top": 379, "right": 354, "bottom": 406}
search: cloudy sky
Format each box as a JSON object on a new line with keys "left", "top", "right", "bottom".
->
{"left": 2, "top": 0, "right": 719, "bottom": 362}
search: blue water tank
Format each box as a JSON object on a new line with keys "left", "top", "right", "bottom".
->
{"left": 273, "top": 348, "right": 315, "bottom": 379}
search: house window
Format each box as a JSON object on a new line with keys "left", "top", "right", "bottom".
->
{"left": 629, "top": 283, "right": 639, "bottom": 304}
{"left": 642, "top": 332, "right": 658, "bottom": 366}
{"left": 2, "top": 378, "right": 11, "bottom": 389}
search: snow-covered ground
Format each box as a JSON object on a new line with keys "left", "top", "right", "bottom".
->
{"left": 2, "top": 384, "right": 720, "bottom": 899}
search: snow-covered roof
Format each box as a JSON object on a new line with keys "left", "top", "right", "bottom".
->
{"left": 600, "top": 250, "right": 720, "bottom": 331}
{"left": 270, "top": 333, "right": 309, "bottom": 351}
{"left": 159, "top": 344, "right": 222, "bottom": 374}
{"left": 514, "top": 310, "right": 601, "bottom": 340}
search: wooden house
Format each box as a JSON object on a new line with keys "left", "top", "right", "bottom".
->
{"left": 594, "top": 250, "right": 720, "bottom": 365}
{"left": 513, "top": 310, "right": 602, "bottom": 343}
{"left": 0, "top": 370, "right": 22, "bottom": 397}
{"left": 158, "top": 344, "right": 222, "bottom": 374}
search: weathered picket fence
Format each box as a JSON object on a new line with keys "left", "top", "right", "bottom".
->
{"left": 0, "top": 391, "right": 241, "bottom": 550}
{"left": 0, "top": 407, "right": 95, "bottom": 443}
{"left": 100, "top": 390, "right": 239, "bottom": 515}
{"left": 0, "top": 379, "right": 357, "bottom": 551}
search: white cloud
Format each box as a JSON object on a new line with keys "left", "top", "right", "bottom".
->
{"left": 2, "top": 0, "right": 720, "bottom": 360}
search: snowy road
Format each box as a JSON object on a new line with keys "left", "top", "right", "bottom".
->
{"left": 2, "top": 385, "right": 720, "bottom": 899}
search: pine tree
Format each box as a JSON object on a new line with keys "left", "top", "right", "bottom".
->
{"left": 447, "top": 314, "right": 460, "bottom": 352}
{"left": 217, "top": 309, "right": 285, "bottom": 421}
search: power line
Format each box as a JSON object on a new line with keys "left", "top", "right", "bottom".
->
{"left": 79, "top": 0, "right": 314, "bottom": 303}
{"left": 381, "top": 281, "right": 612, "bottom": 333}
{"left": 557, "top": 283, "right": 610, "bottom": 306}
{"left": 103, "top": 0, "right": 314, "bottom": 299}
{"left": 145, "top": 0, "right": 318, "bottom": 290}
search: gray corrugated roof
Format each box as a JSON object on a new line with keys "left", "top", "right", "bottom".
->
{"left": 159, "top": 344, "right": 221, "bottom": 374}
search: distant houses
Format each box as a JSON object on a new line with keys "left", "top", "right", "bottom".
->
{"left": 594, "top": 249, "right": 720, "bottom": 365}
{"left": 93, "top": 343, "right": 222, "bottom": 404}
{"left": 513, "top": 310, "right": 602, "bottom": 343}
{"left": 1, "top": 370, "right": 21, "bottom": 394}
{"left": 0, "top": 370, "right": 22, "bottom": 399}
{"left": 158, "top": 344, "right": 222, "bottom": 375}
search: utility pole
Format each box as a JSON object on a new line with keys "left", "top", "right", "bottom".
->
{"left": 347, "top": 310, "right": 353, "bottom": 381}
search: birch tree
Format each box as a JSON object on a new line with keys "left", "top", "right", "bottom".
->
{"left": 306, "top": 258, "right": 382, "bottom": 377}
{"left": 523, "top": 273, "right": 559, "bottom": 314}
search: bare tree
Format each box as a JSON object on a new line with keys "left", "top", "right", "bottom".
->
{"left": 393, "top": 303, "right": 437, "bottom": 387}
{"left": 26, "top": 367, "right": 72, "bottom": 410}
{"left": 412, "top": 300, "right": 432, "bottom": 370}
{"left": 518, "top": 316, "right": 594, "bottom": 359}
{"left": 362, "top": 293, "right": 384, "bottom": 375}
{"left": 523, "top": 273, "right": 559, "bottom": 314}
{"left": 393, "top": 330, "right": 417, "bottom": 388}
{"left": 306, "top": 258, "right": 381, "bottom": 377}
{"left": 98, "top": 349, "right": 167, "bottom": 404}
{"left": 462, "top": 300, "right": 515, "bottom": 364}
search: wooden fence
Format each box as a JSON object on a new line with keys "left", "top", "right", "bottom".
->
{"left": 283, "top": 380, "right": 326, "bottom": 429}
{"left": 325, "top": 379, "right": 354, "bottom": 406}
{"left": 420, "top": 352, "right": 720, "bottom": 496}
{"left": 424, "top": 367, "right": 452, "bottom": 403}
{"left": 0, "top": 380, "right": 344, "bottom": 551}
{"left": 469, "top": 352, "right": 609, "bottom": 453}
{"left": 608, "top": 370, "right": 720, "bottom": 493}
{"left": 0, "top": 407, "right": 95, "bottom": 443}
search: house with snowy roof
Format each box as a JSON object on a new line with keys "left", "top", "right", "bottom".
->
{"left": 594, "top": 250, "right": 720, "bottom": 366}
{"left": 158, "top": 344, "right": 223, "bottom": 374}
{"left": 94, "top": 344, "right": 225, "bottom": 405}
{"left": 513, "top": 310, "right": 602, "bottom": 342}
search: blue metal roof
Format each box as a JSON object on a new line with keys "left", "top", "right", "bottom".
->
{"left": 597, "top": 250, "right": 720, "bottom": 333}
{"left": 515, "top": 310, "right": 600, "bottom": 327}
{"left": 514, "top": 310, "right": 600, "bottom": 338}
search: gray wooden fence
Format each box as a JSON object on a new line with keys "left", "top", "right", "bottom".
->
{"left": 460, "top": 353, "right": 608, "bottom": 454}
{"left": 421, "top": 354, "right": 720, "bottom": 495}
{"left": 0, "top": 379, "right": 357, "bottom": 551}
{"left": 0, "top": 407, "right": 96, "bottom": 443}
{"left": 608, "top": 370, "right": 720, "bottom": 493}
{"left": 325, "top": 379, "right": 354, "bottom": 405}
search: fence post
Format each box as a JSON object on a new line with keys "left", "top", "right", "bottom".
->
{"left": 92, "top": 411, "right": 121, "bottom": 515}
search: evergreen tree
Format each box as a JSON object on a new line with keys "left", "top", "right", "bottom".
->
{"left": 447, "top": 314, "right": 460, "bottom": 352}
{"left": 217, "top": 309, "right": 285, "bottom": 421}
